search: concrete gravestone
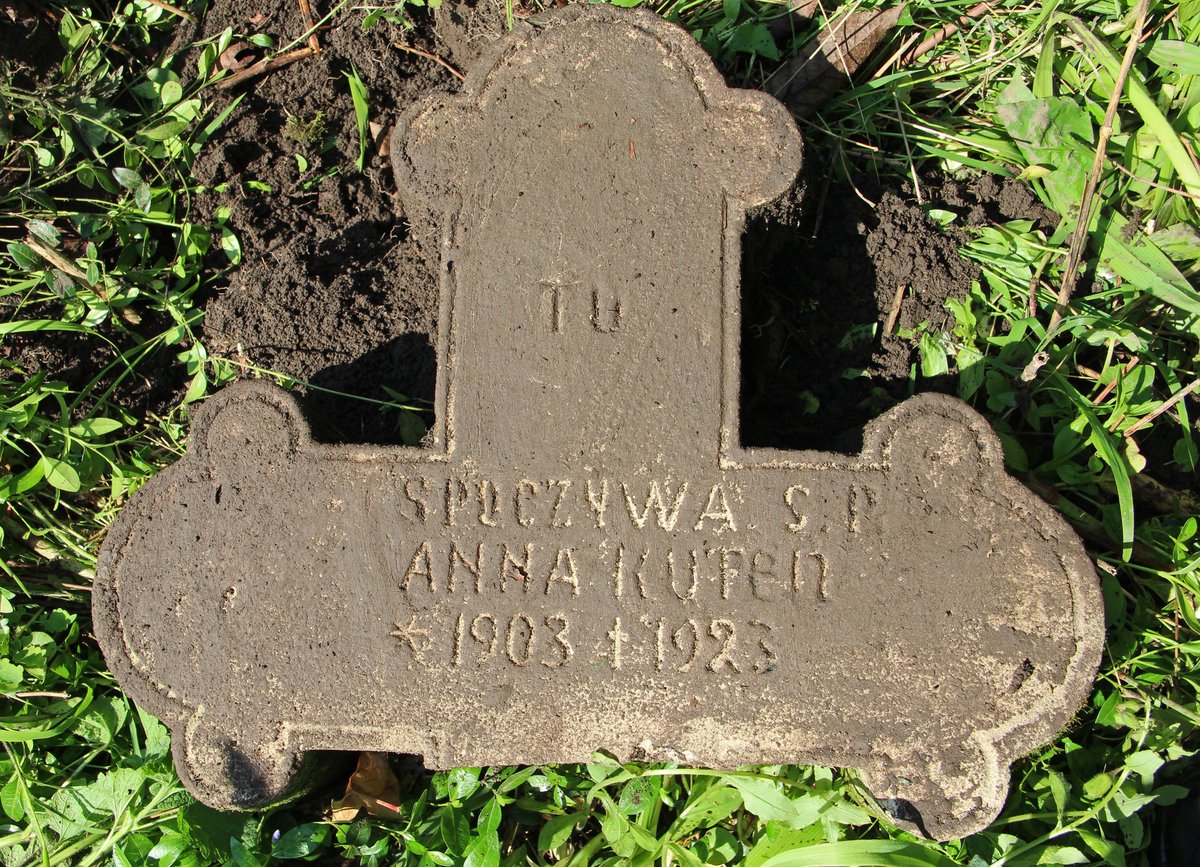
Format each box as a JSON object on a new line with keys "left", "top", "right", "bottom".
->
{"left": 94, "top": 7, "right": 1104, "bottom": 839}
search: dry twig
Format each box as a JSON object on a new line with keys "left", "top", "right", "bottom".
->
{"left": 215, "top": 46, "right": 317, "bottom": 90}
{"left": 1183, "top": 136, "right": 1200, "bottom": 178}
{"left": 11, "top": 691, "right": 71, "bottom": 700}
{"left": 298, "top": 0, "right": 321, "bottom": 52}
{"left": 143, "top": 0, "right": 195, "bottom": 23}
{"left": 1123, "top": 379, "right": 1200, "bottom": 437}
{"left": 1109, "top": 159, "right": 1200, "bottom": 201}
{"left": 1026, "top": 252, "right": 1053, "bottom": 316}
{"left": 1048, "top": 0, "right": 1152, "bottom": 333}
{"left": 902, "top": 1, "right": 992, "bottom": 64}
{"left": 1091, "top": 355, "right": 1140, "bottom": 406}
{"left": 882, "top": 283, "right": 907, "bottom": 336}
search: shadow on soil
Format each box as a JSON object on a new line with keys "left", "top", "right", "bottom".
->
{"left": 739, "top": 174, "right": 969, "bottom": 454}
{"left": 305, "top": 333, "right": 437, "bottom": 445}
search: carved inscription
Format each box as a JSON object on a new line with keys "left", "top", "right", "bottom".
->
{"left": 399, "top": 608, "right": 777, "bottom": 674}
{"left": 379, "top": 472, "right": 869, "bottom": 673}
{"left": 381, "top": 474, "right": 872, "bottom": 535}
{"left": 436, "top": 476, "right": 750, "bottom": 532}
{"left": 543, "top": 280, "right": 623, "bottom": 334}
{"left": 393, "top": 540, "right": 825, "bottom": 601}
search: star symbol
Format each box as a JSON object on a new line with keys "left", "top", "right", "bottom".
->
{"left": 390, "top": 615, "right": 430, "bottom": 663}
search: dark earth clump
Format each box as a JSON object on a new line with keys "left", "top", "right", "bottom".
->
{"left": 0, "top": 5, "right": 60, "bottom": 87}
{"left": 739, "top": 169, "right": 1057, "bottom": 452}
{"left": 742, "top": 174, "right": 990, "bottom": 451}
{"left": 935, "top": 171, "right": 1059, "bottom": 231}
{"left": 2, "top": 302, "right": 185, "bottom": 421}
{"left": 179, "top": 0, "right": 458, "bottom": 444}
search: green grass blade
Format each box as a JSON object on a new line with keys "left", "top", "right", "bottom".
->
{"left": 192, "top": 92, "right": 246, "bottom": 152}
{"left": 1051, "top": 374, "right": 1135, "bottom": 560}
{"left": 343, "top": 63, "right": 370, "bottom": 172}
{"left": 1099, "top": 212, "right": 1200, "bottom": 320}
{"left": 759, "top": 840, "right": 961, "bottom": 867}
{"left": 0, "top": 687, "right": 94, "bottom": 743}
{"left": 0, "top": 320, "right": 98, "bottom": 336}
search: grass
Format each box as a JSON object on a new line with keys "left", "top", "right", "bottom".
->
{"left": 1, "top": 0, "right": 1197, "bottom": 865}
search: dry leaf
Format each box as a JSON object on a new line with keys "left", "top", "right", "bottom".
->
{"left": 1, "top": 0, "right": 40, "bottom": 23}
{"left": 765, "top": 5, "right": 906, "bottom": 117}
{"left": 370, "top": 121, "right": 394, "bottom": 158}
{"left": 218, "top": 40, "right": 259, "bottom": 72}
{"left": 330, "top": 752, "right": 403, "bottom": 822}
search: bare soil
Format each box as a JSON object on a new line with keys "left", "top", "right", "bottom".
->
{"left": 180, "top": 0, "right": 459, "bottom": 444}
{"left": 740, "top": 171, "right": 1051, "bottom": 450}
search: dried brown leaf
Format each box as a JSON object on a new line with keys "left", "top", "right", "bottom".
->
{"left": 219, "top": 40, "right": 259, "bottom": 72}
{"left": 765, "top": 5, "right": 905, "bottom": 117}
{"left": 330, "top": 752, "right": 403, "bottom": 822}
{"left": 369, "top": 121, "right": 394, "bottom": 158}
{"left": 3, "top": 0, "right": 43, "bottom": 22}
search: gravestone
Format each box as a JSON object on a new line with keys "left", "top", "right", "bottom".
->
{"left": 93, "top": 7, "right": 1104, "bottom": 840}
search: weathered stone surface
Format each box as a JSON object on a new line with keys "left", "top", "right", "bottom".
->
{"left": 93, "top": 7, "right": 1104, "bottom": 839}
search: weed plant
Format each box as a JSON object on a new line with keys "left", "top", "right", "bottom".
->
{"left": 1, "top": 1, "right": 1197, "bottom": 865}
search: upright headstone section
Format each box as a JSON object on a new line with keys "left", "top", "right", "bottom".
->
{"left": 93, "top": 7, "right": 1104, "bottom": 840}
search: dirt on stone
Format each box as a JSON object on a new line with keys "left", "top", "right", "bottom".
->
{"left": 93, "top": 14, "right": 1107, "bottom": 840}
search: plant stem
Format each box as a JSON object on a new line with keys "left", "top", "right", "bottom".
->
{"left": 1049, "top": 0, "right": 1152, "bottom": 334}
